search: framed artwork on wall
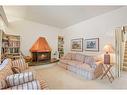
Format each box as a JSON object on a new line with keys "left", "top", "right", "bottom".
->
{"left": 71, "top": 38, "right": 83, "bottom": 52}
{"left": 84, "top": 38, "right": 99, "bottom": 52}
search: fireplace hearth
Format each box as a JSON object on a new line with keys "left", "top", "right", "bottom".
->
{"left": 30, "top": 37, "right": 52, "bottom": 62}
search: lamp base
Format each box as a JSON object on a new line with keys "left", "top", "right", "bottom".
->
{"left": 104, "top": 54, "right": 110, "bottom": 64}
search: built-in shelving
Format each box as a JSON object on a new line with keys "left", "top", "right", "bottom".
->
{"left": 58, "top": 36, "right": 64, "bottom": 58}
{"left": 0, "top": 30, "right": 21, "bottom": 63}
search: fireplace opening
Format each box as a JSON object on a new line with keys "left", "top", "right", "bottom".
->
{"left": 32, "top": 52, "right": 51, "bottom": 62}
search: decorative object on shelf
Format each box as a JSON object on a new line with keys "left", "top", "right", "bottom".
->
{"left": 71, "top": 38, "right": 83, "bottom": 52}
{"left": 58, "top": 36, "right": 64, "bottom": 58}
{"left": 103, "top": 44, "right": 114, "bottom": 64}
{"left": 53, "top": 51, "right": 58, "bottom": 59}
{"left": 84, "top": 38, "right": 99, "bottom": 52}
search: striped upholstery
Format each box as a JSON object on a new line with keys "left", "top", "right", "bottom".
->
{"left": 0, "top": 59, "right": 13, "bottom": 89}
{"left": 68, "top": 64, "right": 94, "bottom": 79}
{"left": 7, "top": 80, "right": 41, "bottom": 90}
{"left": 12, "top": 59, "right": 28, "bottom": 72}
{"left": 84, "top": 56, "right": 97, "bottom": 69}
{"left": 60, "top": 53, "right": 103, "bottom": 80}
{"left": 6, "top": 72, "right": 36, "bottom": 87}
{"left": 39, "top": 80, "right": 48, "bottom": 89}
{"left": 0, "top": 59, "right": 13, "bottom": 78}
{"left": 0, "top": 79, "right": 8, "bottom": 89}
{"left": 0, "top": 58, "right": 48, "bottom": 90}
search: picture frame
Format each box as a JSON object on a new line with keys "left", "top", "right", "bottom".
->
{"left": 84, "top": 38, "right": 99, "bottom": 52}
{"left": 71, "top": 38, "right": 83, "bottom": 52}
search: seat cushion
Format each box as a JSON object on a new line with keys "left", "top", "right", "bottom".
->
{"left": 6, "top": 72, "right": 36, "bottom": 87}
{"left": 77, "top": 63, "right": 94, "bottom": 72}
{"left": 7, "top": 80, "right": 41, "bottom": 90}
{"left": 63, "top": 53, "right": 72, "bottom": 60}
{"left": 67, "top": 61, "right": 82, "bottom": 66}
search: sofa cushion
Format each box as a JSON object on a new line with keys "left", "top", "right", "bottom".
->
{"left": 84, "top": 56, "right": 97, "bottom": 68}
{"left": 6, "top": 72, "right": 36, "bottom": 87}
{"left": 71, "top": 53, "right": 76, "bottom": 60}
{"left": 75, "top": 53, "right": 85, "bottom": 63}
{"left": 77, "top": 63, "right": 94, "bottom": 72}
{"left": 12, "top": 58, "right": 28, "bottom": 72}
{"left": 67, "top": 61, "right": 82, "bottom": 66}
{"left": 63, "top": 53, "right": 72, "bottom": 60}
{"left": 7, "top": 80, "right": 41, "bottom": 90}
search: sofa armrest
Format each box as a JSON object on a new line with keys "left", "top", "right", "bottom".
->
{"left": 39, "top": 80, "right": 48, "bottom": 89}
{"left": 94, "top": 61, "right": 103, "bottom": 78}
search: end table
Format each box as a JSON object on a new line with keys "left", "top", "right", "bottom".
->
{"left": 101, "top": 63, "right": 114, "bottom": 83}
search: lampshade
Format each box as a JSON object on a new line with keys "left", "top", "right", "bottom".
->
{"left": 103, "top": 44, "right": 114, "bottom": 53}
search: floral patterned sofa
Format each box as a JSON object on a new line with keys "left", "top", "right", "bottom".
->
{"left": 59, "top": 53, "right": 103, "bottom": 80}
{"left": 0, "top": 58, "right": 48, "bottom": 90}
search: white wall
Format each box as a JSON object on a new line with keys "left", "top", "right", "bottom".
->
{"left": 4, "top": 7, "right": 127, "bottom": 59}
{"left": 62, "top": 7, "right": 127, "bottom": 57}
{"left": 5, "top": 16, "right": 62, "bottom": 57}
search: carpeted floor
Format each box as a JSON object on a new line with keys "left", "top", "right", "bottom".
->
{"left": 32, "top": 63, "right": 127, "bottom": 89}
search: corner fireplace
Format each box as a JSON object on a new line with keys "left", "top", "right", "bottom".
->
{"left": 30, "top": 37, "right": 51, "bottom": 62}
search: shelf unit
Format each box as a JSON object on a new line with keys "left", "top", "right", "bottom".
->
{"left": 0, "top": 30, "right": 21, "bottom": 63}
{"left": 58, "top": 36, "right": 64, "bottom": 58}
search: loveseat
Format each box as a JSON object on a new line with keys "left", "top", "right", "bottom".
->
{"left": 0, "top": 58, "right": 48, "bottom": 90}
{"left": 59, "top": 53, "right": 103, "bottom": 80}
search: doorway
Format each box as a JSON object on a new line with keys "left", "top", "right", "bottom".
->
{"left": 115, "top": 26, "right": 127, "bottom": 77}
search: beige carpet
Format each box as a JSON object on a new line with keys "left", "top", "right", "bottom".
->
{"left": 32, "top": 64, "right": 127, "bottom": 89}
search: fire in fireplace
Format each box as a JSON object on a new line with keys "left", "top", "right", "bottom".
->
{"left": 32, "top": 52, "right": 51, "bottom": 62}
{"left": 30, "top": 37, "right": 51, "bottom": 62}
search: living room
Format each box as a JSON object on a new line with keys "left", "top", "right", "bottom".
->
{"left": 1, "top": 1, "right": 127, "bottom": 92}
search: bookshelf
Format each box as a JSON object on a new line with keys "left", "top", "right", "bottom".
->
{"left": 0, "top": 30, "right": 21, "bottom": 63}
{"left": 58, "top": 36, "right": 64, "bottom": 58}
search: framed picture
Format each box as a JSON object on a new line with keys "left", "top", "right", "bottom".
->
{"left": 71, "top": 38, "right": 83, "bottom": 52}
{"left": 85, "top": 38, "right": 99, "bottom": 52}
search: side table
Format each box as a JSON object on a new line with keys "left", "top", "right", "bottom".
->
{"left": 101, "top": 63, "right": 114, "bottom": 83}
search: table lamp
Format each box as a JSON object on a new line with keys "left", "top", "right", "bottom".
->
{"left": 103, "top": 44, "right": 114, "bottom": 64}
